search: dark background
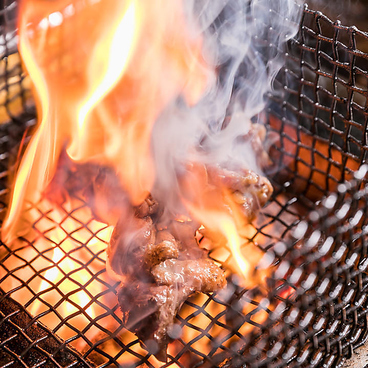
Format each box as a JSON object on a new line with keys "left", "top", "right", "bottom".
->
{"left": 307, "top": 0, "right": 368, "bottom": 29}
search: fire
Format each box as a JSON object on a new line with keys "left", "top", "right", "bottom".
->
{"left": 180, "top": 164, "right": 267, "bottom": 284}
{"left": 0, "top": 0, "right": 274, "bottom": 364}
{"left": 31, "top": 198, "right": 115, "bottom": 324}
{"left": 0, "top": 194, "right": 120, "bottom": 351}
{"left": 220, "top": 218, "right": 249, "bottom": 277}
{"left": 3, "top": 0, "right": 210, "bottom": 242}
{"left": 30, "top": 246, "right": 98, "bottom": 322}
{"left": 2, "top": 0, "right": 266, "bottom": 285}
{"left": 188, "top": 205, "right": 252, "bottom": 281}
{"left": 67, "top": 0, "right": 140, "bottom": 160}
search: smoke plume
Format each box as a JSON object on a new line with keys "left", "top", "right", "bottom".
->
{"left": 152, "top": 0, "right": 302, "bottom": 214}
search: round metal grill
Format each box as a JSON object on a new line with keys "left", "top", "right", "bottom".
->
{"left": 1, "top": 2, "right": 368, "bottom": 368}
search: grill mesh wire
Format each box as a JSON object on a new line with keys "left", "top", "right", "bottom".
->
{"left": 1, "top": 2, "right": 368, "bottom": 368}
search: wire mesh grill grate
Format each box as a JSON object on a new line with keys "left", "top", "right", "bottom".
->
{"left": 1, "top": 2, "right": 368, "bottom": 368}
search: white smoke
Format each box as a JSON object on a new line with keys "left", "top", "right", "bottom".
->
{"left": 151, "top": 0, "right": 303, "bottom": 212}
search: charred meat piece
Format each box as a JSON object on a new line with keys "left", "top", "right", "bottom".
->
{"left": 109, "top": 214, "right": 226, "bottom": 361}
{"left": 207, "top": 166, "right": 273, "bottom": 221}
{"left": 152, "top": 258, "right": 226, "bottom": 293}
{"left": 117, "top": 259, "right": 226, "bottom": 362}
{"left": 248, "top": 123, "right": 271, "bottom": 168}
{"left": 144, "top": 231, "right": 179, "bottom": 269}
{"left": 108, "top": 132, "right": 272, "bottom": 361}
{"left": 108, "top": 215, "right": 156, "bottom": 278}
{"left": 135, "top": 194, "right": 161, "bottom": 218}
{"left": 118, "top": 281, "right": 196, "bottom": 362}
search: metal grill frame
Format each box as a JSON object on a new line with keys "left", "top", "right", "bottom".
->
{"left": 2, "top": 2, "right": 368, "bottom": 368}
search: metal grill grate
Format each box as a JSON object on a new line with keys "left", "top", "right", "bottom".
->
{"left": 0, "top": 290, "right": 93, "bottom": 368}
{"left": 2, "top": 2, "right": 368, "bottom": 368}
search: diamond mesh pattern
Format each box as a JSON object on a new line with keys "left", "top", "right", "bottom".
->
{"left": 1, "top": 3, "right": 368, "bottom": 368}
{"left": 0, "top": 290, "right": 93, "bottom": 368}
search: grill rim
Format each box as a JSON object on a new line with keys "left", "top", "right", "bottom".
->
{"left": 2, "top": 2, "right": 368, "bottom": 368}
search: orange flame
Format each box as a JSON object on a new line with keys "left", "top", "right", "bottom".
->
{"left": 1, "top": 0, "right": 272, "bottom": 360}
{"left": 68, "top": 0, "right": 141, "bottom": 161}
{"left": 28, "top": 199, "right": 115, "bottom": 337}
{"left": 180, "top": 164, "right": 266, "bottom": 285}
{"left": 3, "top": 0, "right": 210, "bottom": 242}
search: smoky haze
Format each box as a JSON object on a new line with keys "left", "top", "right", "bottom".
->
{"left": 151, "top": 0, "right": 303, "bottom": 215}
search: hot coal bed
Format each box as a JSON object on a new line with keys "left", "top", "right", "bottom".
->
{"left": 2, "top": 2, "right": 368, "bottom": 368}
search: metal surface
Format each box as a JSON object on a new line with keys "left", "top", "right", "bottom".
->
{"left": 0, "top": 290, "right": 94, "bottom": 368}
{"left": 1, "top": 2, "right": 368, "bottom": 368}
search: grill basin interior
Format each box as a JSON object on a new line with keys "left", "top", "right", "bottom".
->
{"left": 1, "top": 3, "right": 368, "bottom": 368}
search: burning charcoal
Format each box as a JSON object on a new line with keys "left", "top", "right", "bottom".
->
{"left": 268, "top": 115, "right": 359, "bottom": 200}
